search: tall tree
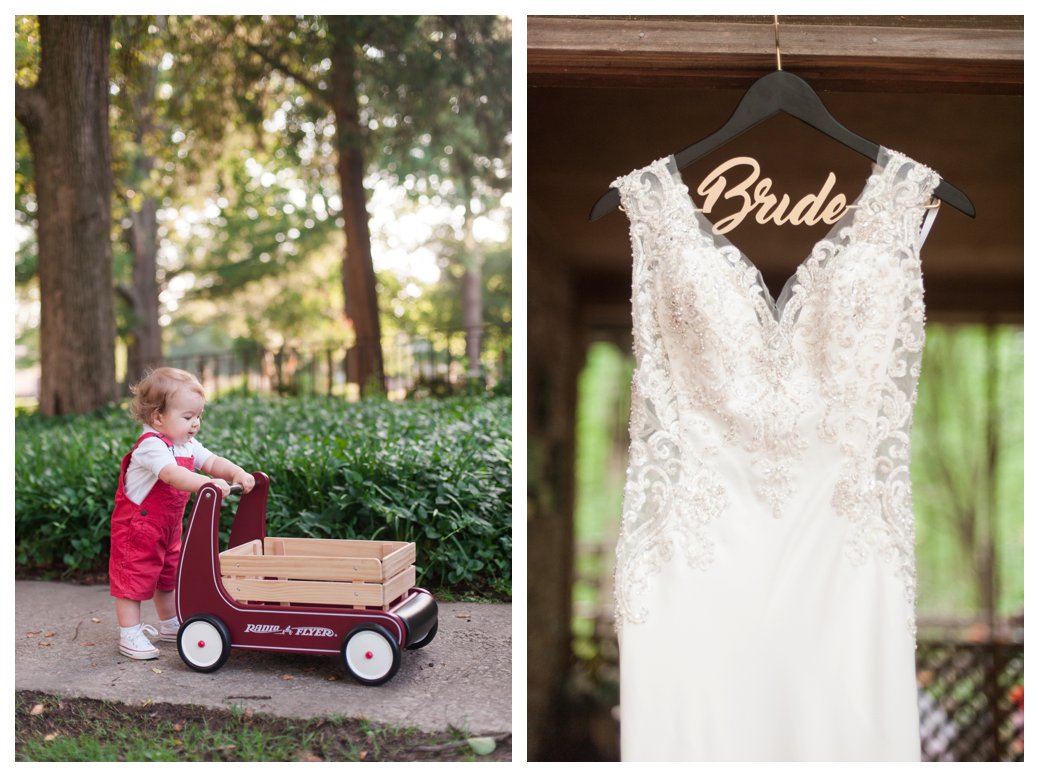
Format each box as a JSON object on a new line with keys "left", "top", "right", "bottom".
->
{"left": 371, "top": 16, "right": 511, "bottom": 381}
{"left": 203, "top": 15, "right": 419, "bottom": 393}
{"left": 177, "top": 15, "right": 510, "bottom": 393}
{"left": 326, "top": 16, "right": 386, "bottom": 393}
{"left": 431, "top": 17, "right": 511, "bottom": 380}
{"left": 15, "top": 16, "right": 117, "bottom": 415}
{"left": 111, "top": 16, "right": 165, "bottom": 385}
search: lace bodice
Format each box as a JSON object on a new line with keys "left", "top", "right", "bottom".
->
{"left": 612, "top": 147, "right": 940, "bottom": 634}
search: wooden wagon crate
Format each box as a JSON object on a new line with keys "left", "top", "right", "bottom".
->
{"left": 218, "top": 537, "right": 416, "bottom": 609}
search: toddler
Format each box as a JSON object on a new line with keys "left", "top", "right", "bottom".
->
{"left": 109, "top": 367, "right": 255, "bottom": 659}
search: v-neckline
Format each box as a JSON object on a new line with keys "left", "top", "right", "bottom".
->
{"left": 661, "top": 148, "right": 899, "bottom": 328}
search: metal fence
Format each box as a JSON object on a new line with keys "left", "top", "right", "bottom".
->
{"left": 161, "top": 324, "right": 511, "bottom": 400}
{"left": 917, "top": 639, "right": 1024, "bottom": 761}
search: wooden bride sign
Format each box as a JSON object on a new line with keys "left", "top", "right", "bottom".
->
{"left": 697, "top": 156, "right": 850, "bottom": 235}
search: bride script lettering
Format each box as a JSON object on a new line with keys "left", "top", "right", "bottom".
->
{"left": 697, "top": 156, "right": 848, "bottom": 235}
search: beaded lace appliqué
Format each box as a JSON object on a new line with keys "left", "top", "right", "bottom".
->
{"left": 612, "top": 149, "right": 939, "bottom": 636}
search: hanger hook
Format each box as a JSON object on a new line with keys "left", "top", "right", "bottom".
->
{"left": 774, "top": 15, "right": 783, "bottom": 71}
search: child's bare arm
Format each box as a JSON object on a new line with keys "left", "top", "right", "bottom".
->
{"left": 201, "top": 456, "right": 255, "bottom": 493}
{"left": 157, "top": 463, "right": 231, "bottom": 496}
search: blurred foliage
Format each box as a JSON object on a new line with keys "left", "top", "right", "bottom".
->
{"left": 14, "top": 15, "right": 512, "bottom": 370}
{"left": 14, "top": 16, "right": 39, "bottom": 285}
{"left": 913, "top": 324, "right": 1024, "bottom": 619}
{"left": 572, "top": 343, "right": 631, "bottom": 661}
{"left": 380, "top": 236, "right": 512, "bottom": 335}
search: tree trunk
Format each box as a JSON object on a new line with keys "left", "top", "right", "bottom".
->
{"left": 979, "top": 321, "right": 1001, "bottom": 630}
{"left": 16, "top": 16, "right": 116, "bottom": 415}
{"left": 121, "top": 25, "right": 163, "bottom": 388}
{"left": 124, "top": 198, "right": 162, "bottom": 386}
{"left": 328, "top": 19, "right": 384, "bottom": 395}
{"left": 462, "top": 217, "right": 484, "bottom": 382}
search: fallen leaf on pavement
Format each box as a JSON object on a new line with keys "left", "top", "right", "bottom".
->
{"left": 455, "top": 613, "right": 471, "bottom": 619}
{"left": 38, "top": 641, "right": 51, "bottom": 647}
{"left": 467, "top": 737, "right": 496, "bottom": 756}
{"left": 150, "top": 667, "right": 163, "bottom": 674}
{"left": 44, "top": 631, "right": 57, "bottom": 638}
{"left": 80, "top": 642, "right": 95, "bottom": 647}
{"left": 280, "top": 674, "right": 294, "bottom": 681}
{"left": 26, "top": 631, "right": 41, "bottom": 637}
{"left": 91, "top": 617, "right": 102, "bottom": 623}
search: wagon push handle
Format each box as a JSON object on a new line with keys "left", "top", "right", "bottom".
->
{"left": 190, "top": 474, "right": 266, "bottom": 547}
{"left": 177, "top": 472, "right": 270, "bottom": 624}
{"left": 200, "top": 482, "right": 243, "bottom": 497}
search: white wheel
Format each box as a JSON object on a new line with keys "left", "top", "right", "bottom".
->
{"left": 178, "top": 616, "right": 231, "bottom": 672}
{"left": 342, "top": 626, "right": 401, "bottom": 685}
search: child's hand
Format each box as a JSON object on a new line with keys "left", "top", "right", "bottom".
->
{"left": 233, "top": 471, "right": 256, "bottom": 494}
{"left": 209, "top": 478, "right": 232, "bottom": 497}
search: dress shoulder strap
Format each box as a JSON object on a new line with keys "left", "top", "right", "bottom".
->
{"left": 917, "top": 204, "right": 940, "bottom": 251}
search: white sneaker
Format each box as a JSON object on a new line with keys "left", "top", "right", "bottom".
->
{"left": 119, "top": 624, "right": 160, "bottom": 659}
{"left": 158, "top": 619, "right": 179, "bottom": 643}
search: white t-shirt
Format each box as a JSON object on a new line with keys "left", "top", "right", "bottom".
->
{"left": 123, "top": 426, "right": 214, "bottom": 505}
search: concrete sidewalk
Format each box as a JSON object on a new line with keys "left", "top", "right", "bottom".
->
{"left": 15, "top": 581, "right": 511, "bottom": 735}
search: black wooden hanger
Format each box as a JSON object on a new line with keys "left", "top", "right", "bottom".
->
{"left": 589, "top": 69, "right": 976, "bottom": 222}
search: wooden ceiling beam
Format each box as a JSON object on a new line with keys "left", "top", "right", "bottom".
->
{"left": 528, "top": 17, "right": 1023, "bottom": 94}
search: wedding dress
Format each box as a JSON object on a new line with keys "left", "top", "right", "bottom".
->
{"left": 612, "top": 147, "right": 939, "bottom": 761}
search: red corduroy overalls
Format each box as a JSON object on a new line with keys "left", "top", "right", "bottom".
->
{"left": 109, "top": 432, "right": 194, "bottom": 600}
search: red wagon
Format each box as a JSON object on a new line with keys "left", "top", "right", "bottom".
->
{"left": 175, "top": 474, "right": 438, "bottom": 685}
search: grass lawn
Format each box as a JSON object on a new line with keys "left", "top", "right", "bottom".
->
{"left": 15, "top": 692, "right": 510, "bottom": 762}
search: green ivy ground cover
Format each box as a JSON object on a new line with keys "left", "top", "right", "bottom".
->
{"left": 15, "top": 395, "right": 512, "bottom": 597}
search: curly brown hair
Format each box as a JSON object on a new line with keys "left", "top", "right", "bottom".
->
{"left": 128, "top": 367, "right": 206, "bottom": 425}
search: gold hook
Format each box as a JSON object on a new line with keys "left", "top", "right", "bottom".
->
{"left": 774, "top": 15, "right": 782, "bottom": 71}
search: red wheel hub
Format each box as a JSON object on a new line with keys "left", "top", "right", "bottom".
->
{"left": 198, "top": 640, "right": 206, "bottom": 648}
{"left": 365, "top": 650, "right": 374, "bottom": 660}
